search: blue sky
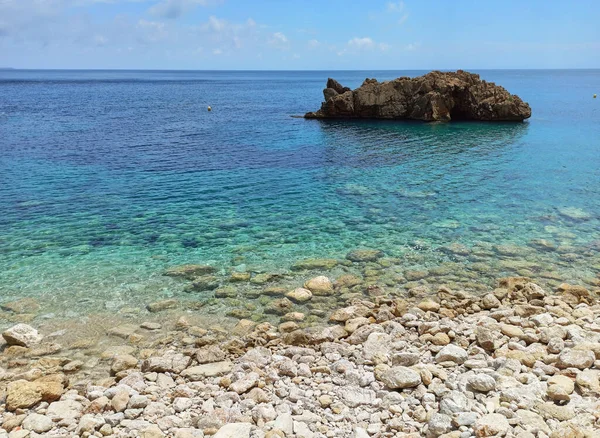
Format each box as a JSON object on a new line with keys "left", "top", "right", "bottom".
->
{"left": 0, "top": 0, "right": 599, "bottom": 69}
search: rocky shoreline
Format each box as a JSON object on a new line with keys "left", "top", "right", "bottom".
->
{"left": 1, "top": 269, "right": 599, "bottom": 437}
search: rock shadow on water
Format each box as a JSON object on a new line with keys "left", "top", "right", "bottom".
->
{"left": 314, "top": 119, "right": 529, "bottom": 168}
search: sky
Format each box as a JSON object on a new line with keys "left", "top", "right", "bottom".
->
{"left": 0, "top": 0, "right": 599, "bottom": 70}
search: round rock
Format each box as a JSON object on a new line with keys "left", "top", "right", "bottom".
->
{"left": 435, "top": 344, "right": 468, "bottom": 364}
{"left": 378, "top": 366, "right": 422, "bottom": 389}
{"left": 2, "top": 324, "right": 43, "bottom": 347}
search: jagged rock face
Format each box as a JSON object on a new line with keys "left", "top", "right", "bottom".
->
{"left": 305, "top": 70, "right": 531, "bottom": 122}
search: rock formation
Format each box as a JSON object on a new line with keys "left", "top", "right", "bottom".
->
{"left": 305, "top": 70, "right": 532, "bottom": 122}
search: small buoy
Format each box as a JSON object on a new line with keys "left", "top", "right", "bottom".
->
{"left": 207, "top": 106, "right": 212, "bottom": 111}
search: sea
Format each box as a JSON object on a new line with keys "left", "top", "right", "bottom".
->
{"left": 1, "top": 69, "right": 599, "bottom": 328}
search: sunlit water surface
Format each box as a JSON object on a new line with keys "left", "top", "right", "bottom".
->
{"left": 1, "top": 70, "right": 599, "bottom": 328}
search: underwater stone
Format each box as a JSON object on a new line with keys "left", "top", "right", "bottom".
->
{"left": 441, "top": 243, "right": 471, "bottom": 256}
{"left": 1, "top": 298, "right": 40, "bottom": 315}
{"left": 346, "top": 249, "right": 384, "bottom": 263}
{"left": 335, "top": 274, "right": 363, "bottom": 288}
{"left": 226, "top": 309, "right": 252, "bottom": 319}
{"left": 558, "top": 207, "right": 592, "bottom": 221}
{"left": 164, "top": 264, "right": 216, "bottom": 279}
{"left": 529, "top": 239, "right": 557, "bottom": 252}
{"left": 250, "top": 273, "right": 278, "bottom": 284}
{"left": 304, "top": 276, "right": 334, "bottom": 296}
{"left": 187, "top": 275, "right": 220, "bottom": 291}
{"left": 404, "top": 270, "right": 428, "bottom": 281}
{"left": 107, "top": 324, "right": 138, "bottom": 339}
{"left": 146, "top": 299, "right": 178, "bottom": 313}
{"left": 229, "top": 272, "right": 251, "bottom": 282}
{"left": 263, "top": 286, "right": 287, "bottom": 296}
{"left": 493, "top": 244, "right": 525, "bottom": 256}
{"left": 214, "top": 287, "right": 238, "bottom": 298}
{"left": 285, "top": 288, "right": 313, "bottom": 303}
{"left": 265, "top": 298, "right": 294, "bottom": 315}
{"left": 281, "top": 312, "right": 306, "bottom": 321}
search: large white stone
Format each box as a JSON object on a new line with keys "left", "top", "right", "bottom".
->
{"left": 46, "top": 400, "right": 83, "bottom": 421}
{"left": 273, "top": 413, "right": 293, "bottom": 435}
{"left": 362, "top": 332, "right": 392, "bottom": 363}
{"left": 285, "top": 288, "right": 313, "bottom": 303}
{"left": 474, "top": 413, "right": 509, "bottom": 437}
{"left": 21, "top": 413, "right": 53, "bottom": 433}
{"left": 468, "top": 374, "right": 496, "bottom": 392}
{"left": 378, "top": 366, "right": 421, "bottom": 389}
{"left": 428, "top": 413, "right": 452, "bottom": 436}
{"left": 556, "top": 349, "right": 595, "bottom": 370}
{"left": 229, "top": 372, "right": 259, "bottom": 394}
{"left": 435, "top": 344, "right": 468, "bottom": 364}
{"left": 293, "top": 421, "right": 314, "bottom": 438}
{"left": 213, "top": 423, "right": 252, "bottom": 438}
{"left": 338, "top": 386, "right": 377, "bottom": 407}
{"left": 180, "top": 361, "right": 233, "bottom": 380}
{"left": 2, "top": 324, "right": 43, "bottom": 347}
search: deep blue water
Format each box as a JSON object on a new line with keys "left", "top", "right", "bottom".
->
{"left": 1, "top": 70, "right": 599, "bottom": 318}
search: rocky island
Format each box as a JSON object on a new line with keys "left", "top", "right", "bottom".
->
{"left": 305, "top": 70, "right": 532, "bottom": 122}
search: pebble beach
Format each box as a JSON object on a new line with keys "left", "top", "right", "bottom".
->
{"left": 1, "top": 259, "right": 599, "bottom": 437}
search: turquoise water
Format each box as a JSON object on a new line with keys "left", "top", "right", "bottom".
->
{"left": 1, "top": 70, "right": 599, "bottom": 320}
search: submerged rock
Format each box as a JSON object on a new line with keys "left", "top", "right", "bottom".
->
{"left": 346, "top": 249, "right": 384, "bottom": 263}
{"left": 186, "top": 275, "right": 220, "bottom": 291}
{"left": 285, "top": 287, "right": 313, "bottom": 303}
{"left": 265, "top": 298, "right": 294, "bottom": 315}
{"left": 163, "top": 264, "right": 216, "bottom": 279}
{"left": 146, "top": 299, "right": 178, "bottom": 313}
{"left": 305, "top": 70, "right": 531, "bottom": 122}
{"left": 1, "top": 298, "right": 40, "bottom": 314}
{"left": 558, "top": 207, "right": 592, "bottom": 221}
{"left": 304, "top": 276, "right": 334, "bottom": 295}
{"left": 229, "top": 272, "right": 251, "bottom": 282}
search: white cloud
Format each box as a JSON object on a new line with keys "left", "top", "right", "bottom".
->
{"left": 212, "top": 48, "right": 222, "bottom": 55}
{"left": 269, "top": 32, "right": 289, "bottom": 50}
{"left": 308, "top": 39, "right": 320, "bottom": 48}
{"left": 398, "top": 13, "right": 409, "bottom": 25}
{"left": 348, "top": 37, "right": 374, "bottom": 50}
{"left": 272, "top": 32, "right": 288, "bottom": 43}
{"left": 194, "top": 15, "right": 262, "bottom": 52}
{"left": 136, "top": 19, "right": 167, "bottom": 43}
{"left": 339, "top": 37, "right": 391, "bottom": 56}
{"left": 94, "top": 34, "right": 108, "bottom": 45}
{"left": 203, "top": 15, "right": 227, "bottom": 32}
{"left": 405, "top": 42, "right": 420, "bottom": 51}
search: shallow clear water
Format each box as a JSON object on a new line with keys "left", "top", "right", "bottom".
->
{"left": 1, "top": 70, "right": 599, "bottom": 322}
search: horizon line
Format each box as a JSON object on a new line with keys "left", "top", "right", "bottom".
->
{"left": 2, "top": 67, "right": 600, "bottom": 72}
